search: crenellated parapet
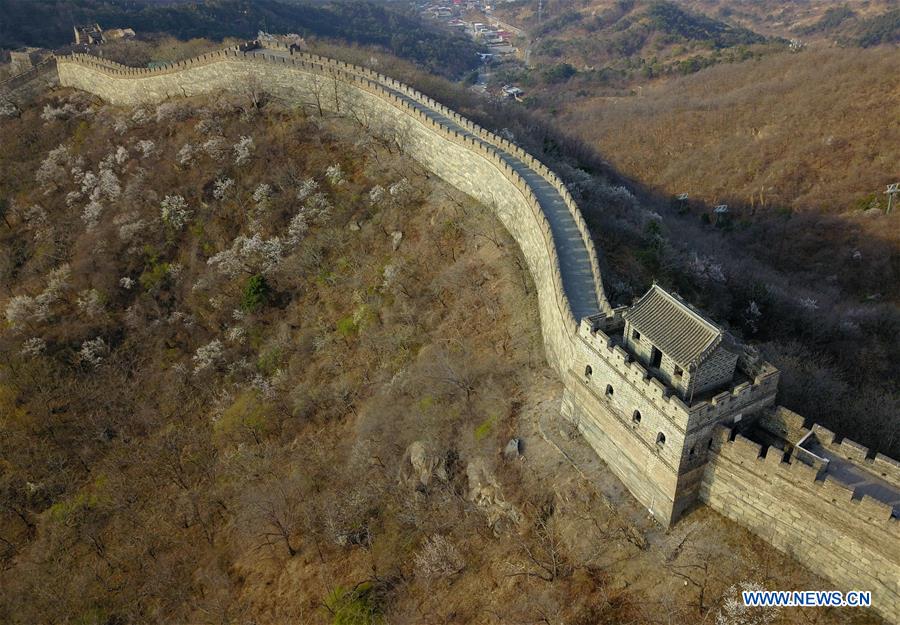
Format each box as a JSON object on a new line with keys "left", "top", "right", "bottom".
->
{"left": 703, "top": 424, "right": 900, "bottom": 622}
{"left": 708, "top": 425, "right": 899, "bottom": 527}
{"left": 39, "top": 46, "right": 900, "bottom": 622}
{"left": 576, "top": 316, "right": 778, "bottom": 432}
{"left": 808, "top": 424, "right": 900, "bottom": 489}
{"left": 56, "top": 45, "right": 609, "bottom": 317}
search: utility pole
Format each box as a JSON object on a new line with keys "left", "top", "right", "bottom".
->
{"left": 885, "top": 182, "right": 899, "bottom": 215}
{"left": 538, "top": 0, "right": 543, "bottom": 23}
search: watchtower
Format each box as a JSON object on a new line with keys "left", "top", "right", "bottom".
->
{"left": 562, "top": 284, "right": 779, "bottom": 525}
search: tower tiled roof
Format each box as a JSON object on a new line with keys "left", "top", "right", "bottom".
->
{"left": 623, "top": 284, "right": 723, "bottom": 367}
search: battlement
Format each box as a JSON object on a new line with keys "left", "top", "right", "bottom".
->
{"left": 577, "top": 316, "right": 778, "bottom": 429}
{"left": 49, "top": 45, "right": 900, "bottom": 622}
{"left": 56, "top": 44, "right": 608, "bottom": 317}
{"left": 709, "top": 425, "right": 899, "bottom": 529}
{"left": 808, "top": 424, "right": 900, "bottom": 489}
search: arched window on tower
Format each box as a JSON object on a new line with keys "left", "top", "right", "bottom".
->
{"left": 656, "top": 432, "right": 666, "bottom": 448}
{"left": 584, "top": 365, "right": 592, "bottom": 379}
{"left": 632, "top": 410, "right": 641, "bottom": 424}
{"left": 605, "top": 384, "right": 614, "bottom": 398}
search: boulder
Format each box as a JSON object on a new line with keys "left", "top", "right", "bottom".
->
{"left": 503, "top": 437, "right": 521, "bottom": 460}
{"left": 466, "top": 458, "right": 521, "bottom": 530}
{"left": 399, "top": 441, "right": 447, "bottom": 487}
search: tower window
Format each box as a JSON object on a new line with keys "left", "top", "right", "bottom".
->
{"left": 632, "top": 329, "right": 641, "bottom": 341}
{"left": 605, "top": 384, "right": 614, "bottom": 398}
{"left": 584, "top": 365, "right": 592, "bottom": 379}
{"left": 656, "top": 432, "right": 666, "bottom": 448}
{"left": 674, "top": 366, "right": 684, "bottom": 378}
{"left": 632, "top": 410, "right": 641, "bottom": 424}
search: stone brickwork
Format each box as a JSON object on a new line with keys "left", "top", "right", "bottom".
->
{"left": 565, "top": 314, "right": 779, "bottom": 524}
{"left": 55, "top": 47, "right": 609, "bottom": 376}
{"left": 811, "top": 424, "right": 900, "bottom": 488}
{"left": 18, "top": 46, "right": 900, "bottom": 623}
{"left": 702, "top": 426, "right": 900, "bottom": 622}
{"left": 0, "top": 59, "right": 59, "bottom": 107}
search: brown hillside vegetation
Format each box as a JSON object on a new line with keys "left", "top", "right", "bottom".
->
{"left": 561, "top": 45, "right": 899, "bottom": 216}
{"left": 0, "top": 88, "right": 884, "bottom": 624}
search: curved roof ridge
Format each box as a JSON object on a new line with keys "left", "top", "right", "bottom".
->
{"left": 622, "top": 284, "right": 723, "bottom": 367}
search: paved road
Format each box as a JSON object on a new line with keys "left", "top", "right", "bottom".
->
{"left": 252, "top": 48, "right": 603, "bottom": 321}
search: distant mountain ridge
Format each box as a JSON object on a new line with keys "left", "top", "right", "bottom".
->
{"left": 0, "top": 0, "right": 482, "bottom": 77}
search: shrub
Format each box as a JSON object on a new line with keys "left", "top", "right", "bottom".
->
{"left": 324, "top": 583, "right": 381, "bottom": 625}
{"left": 241, "top": 274, "right": 271, "bottom": 312}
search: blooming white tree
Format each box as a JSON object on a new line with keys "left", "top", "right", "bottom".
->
{"left": 20, "top": 337, "right": 47, "bottom": 357}
{"left": 41, "top": 102, "right": 81, "bottom": 121}
{"left": 160, "top": 195, "right": 191, "bottom": 230}
{"left": 155, "top": 102, "right": 183, "bottom": 123}
{"left": 177, "top": 143, "right": 195, "bottom": 166}
{"left": 131, "top": 108, "right": 151, "bottom": 126}
{"left": 81, "top": 201, "right": 102, "bottom": 228}
{"left": 35, "top": 145, "right": 73, "bottom": 190}
{"left": 413, "top": 534, "right": 465, "bottom": 579}
{"left": 225, "top": 326, "right": 246, "bottom": 344}
{"left": 114, "top": 146, "right": 129, "bottom": 165}
{"left": 96, "top": 168, "right": 121, "bottom": 200}
{"left": 233, "top": 135, "right": 255, "bottom": 166}
{"left": 688, "top": 253, "right": 726, "bottom": 284}
{"left": 368, "top": 185, "right": 385, "bottom": 204}
{"left": 5, "top": 295, "right": 36, "bottom": 329}
{"left": 76, "top": 289, "right": 104, "bottom": 318}
{"left": 79, "top": 337, "right": 109, "bottom": 367}
{"left": 286, "top": 213, "right": 309, "bottom": 246}
{"left": 744, "top": 300, "right": 762, "bottom": 334}
{"left": 0, "top": 99, "right": 18, "bottom": 118}
{"left": 31, "top": 264, "right": 71, "bottom": 319}
{"left": 118, "top": 219, "right": 148, "bottom": 243}
{"left": 193, "top": 339, "right": 225, "bottom": 373}
{"left": 389, "top": 178, "right": 410, "bottom": 198}
{"left": 203, "top": 137, "right": 228, "bottom": 161}
{"left": 325, "top": 164, "right": 344, "bottom": 185}
{"left": 207, "top": 233, "right": 285, "bottom": 278}
{"left": 798, "top": 297, "right": 819, "bottom": 311}
{"left": 252, "top": 183, "right": 273, "bottom": 210}
{"left": 296, "top": 178, "right": 318, "bottom": 201}
{"left": 213, "top": 177, "right": 235, "bottom": 200}
{"left": 120, "top": 277, "right": 135, "bottom": 290}
{"left": 716, "top": 582, "right": 780, "bottom": 625}
{"left": 136, "top": 140, "right": 156, "bottom": 159}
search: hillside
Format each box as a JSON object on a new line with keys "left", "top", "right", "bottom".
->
{"left": 683, "top": 0, "right": 900, "bottom": 44}
{"left": 0, "top": 0, "right": 482, "bottom": 77}
{"left": 0, "top": 82, "right": 884, "bottom": 624}
{"left": 493, "top": 0, "right": 783, "bottom": 84}
{"left": 558, "top": 45, "right": 899, "bottom": 219}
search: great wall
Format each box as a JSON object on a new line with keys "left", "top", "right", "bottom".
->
{"left": 2, "top": 44, "right": 898, "bottom": 621}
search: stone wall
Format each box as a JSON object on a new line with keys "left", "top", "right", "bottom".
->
{"left": 566, "top": 316, "right": 779, "bottom": 524}
{"left": 47, "top": 48, "right": 900, "bottom": 623}
{"left": 810, "top": 424, "right": 900, "bottom": 490}
{"left": 56, "top": 48, "right": 598, "bottom": 375}
{"left": 0, "top": 59, "right": 59, "bottom": 107}
{"left": 691, "top": 346, "right": 739, "bottom": 396}
{"left": 702, "top": 426, "right": 900, "bottom": 623}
